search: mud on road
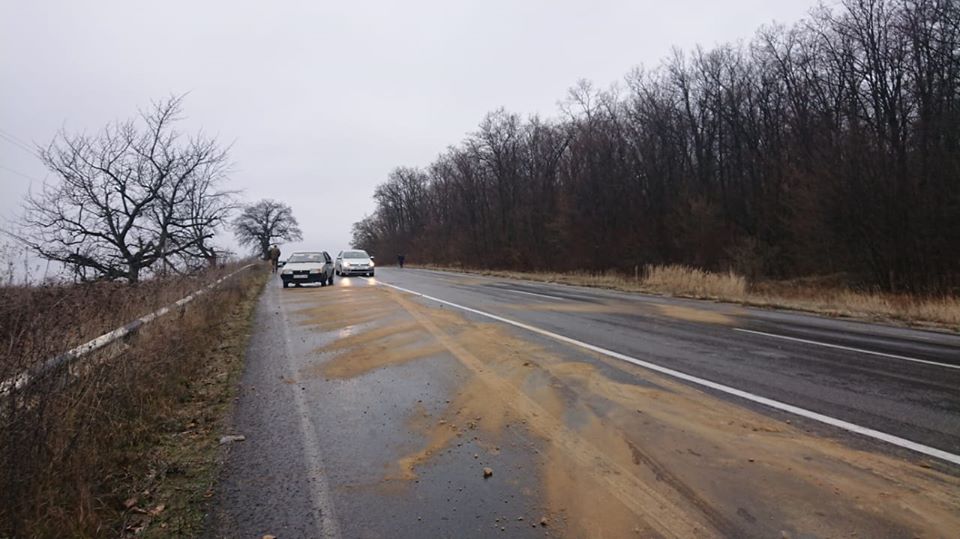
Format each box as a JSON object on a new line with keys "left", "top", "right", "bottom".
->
{"left": 215, "top": 279, "right": 960, "bottom": 538}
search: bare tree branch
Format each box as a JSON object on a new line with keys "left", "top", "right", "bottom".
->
{"left": 20, "top": 96, "right": 235, "bottom": 283}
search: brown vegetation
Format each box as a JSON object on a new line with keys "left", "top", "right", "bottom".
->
{"left": 354, "top": 0, "right": 960, "bottom": 296}
{"left": 0, "top": 263, "right": 267, "bottom": 537}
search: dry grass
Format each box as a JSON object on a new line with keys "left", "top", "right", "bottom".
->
{"left": 0, "top": 267, "right": 251, "bottom": 375}
{"left": 136, "top": 270, "right": 266, "bottom": 538}
{"left": 414, "top": 264, "right": 960, "bottom": 330}
{"left": 0, "top": 262, "right": 268, "bottom": 537}
{"left": 745, "top": 283, "right": 960, "bottom": 329}
{"left": 643, "top": 264, "right": 747, "bottom": 299}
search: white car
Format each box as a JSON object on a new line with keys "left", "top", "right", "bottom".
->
{"left": 335, "top": 249, "right": 375, "bottom": 277}
{"left": 280, "top": 251, "right": 335, "bottom": 288}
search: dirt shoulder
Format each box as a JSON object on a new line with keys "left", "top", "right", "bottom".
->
{"left": 130, "top": 270, "right": 268, "bottom": 537}
{"left": 409, "top": 264, "right": 960, "bottom": 332}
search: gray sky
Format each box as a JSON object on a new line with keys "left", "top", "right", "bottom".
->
{"left": 1, "top": 0, "right": 820, "bottom": 261}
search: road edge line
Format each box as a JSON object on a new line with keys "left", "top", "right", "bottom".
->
{"left": 275, "top": 284, "right": 342, "bottom": 538}
{"left": 377, "top": 280, "right": 960, "bottom": 467}
{"left": 734, "top": 328, "right": 959, "bottom": 370}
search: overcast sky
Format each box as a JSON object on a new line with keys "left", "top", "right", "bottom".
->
{"left": 1, "top": 0, "right": 821, "bottom": 262}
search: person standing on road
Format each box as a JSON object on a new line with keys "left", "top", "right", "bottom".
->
{"left": 397, "top": 253, "right": 405, "bottom": 269}
{"left": 269, "top": 244, "right": 281, "bottom": 273}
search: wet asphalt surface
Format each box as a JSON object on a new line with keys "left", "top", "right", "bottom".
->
{"left": 379, "top": 268, "right": 960, "bottom": 457}
{"left": 208, "top": 268, "right": 960, "bottom": 538}
{"left": 207, "top": 275, "right": 548, "bottom": 539}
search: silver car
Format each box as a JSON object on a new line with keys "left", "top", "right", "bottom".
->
{"left": 335, "top": 249, "right": 375, "bottom": 277}
{"left": 280, "top": 251, "right": 335, "bottom": 288}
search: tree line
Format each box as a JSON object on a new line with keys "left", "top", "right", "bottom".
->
{"left": 353, "top": 0, "right": 960, "bottom": 294}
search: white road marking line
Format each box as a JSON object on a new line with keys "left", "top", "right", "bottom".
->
{"left": 276, "top": 286, "right": 341, "bottom": 538}
{"left": 734, "top": 328, "right": 960, "bottom": 371}
{"left": 377, "top": 280, "right": 960, "bottom": 466}
{"left": 504, "top": 288, "right": 568, "bottom": 301}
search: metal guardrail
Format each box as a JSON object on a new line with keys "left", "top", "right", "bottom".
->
{"left": 0, "top": 263, "right": 257, "bottom": 395}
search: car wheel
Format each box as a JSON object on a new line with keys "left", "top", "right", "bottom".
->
{"left": 320, "top": 280, "right": 326, "bottom": 287}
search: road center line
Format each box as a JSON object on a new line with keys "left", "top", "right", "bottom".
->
{"left": 503, "top": 288, "right": 568, "bottom": 301}
{"left": 376, "top": 279, "right": 960, "bottom": 466}
{"left": 734, "top": 328, "right": 960, "bottom": 371}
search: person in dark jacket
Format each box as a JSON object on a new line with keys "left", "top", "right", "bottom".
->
{"left": 269, "top": 245, "right": 281, "bottom": 272}
{"left": 397, "top": 253, "right": 405, "bottom": 269}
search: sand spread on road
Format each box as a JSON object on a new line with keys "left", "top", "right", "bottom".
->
{"left": 287, "top": 285, "right": 960, "bottom": 538}
{"left": 505, "top": 299, "right": 740, "bottom": 325}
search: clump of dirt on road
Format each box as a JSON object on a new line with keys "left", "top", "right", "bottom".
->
{"left": 293, "top": 284, "right": 960, "bottom": 538}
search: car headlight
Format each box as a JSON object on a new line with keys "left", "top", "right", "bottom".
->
{"left": 309, "top": 268, "right": 322, "bottom": 274}
{"left": 369, "top": 260, "right": 375, "bottom": 267}
{"left": 281, "top": 269, "right": 292, "bottom": 275}
{"left": 343, "top": 261, "right": 351, "bottom": 267}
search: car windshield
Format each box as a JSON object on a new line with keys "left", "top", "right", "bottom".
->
{"left": 287, "top": 253, "right": 325, "bottom": 263}
{"left": 343, "top": 251, "right": 369, "bottom": 259}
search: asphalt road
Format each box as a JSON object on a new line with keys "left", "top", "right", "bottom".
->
{"left": 379, "top": 268, "right": 960, "bottom": 458}
{"left": 207, "top": 267, "right": 960, "bottom": 538}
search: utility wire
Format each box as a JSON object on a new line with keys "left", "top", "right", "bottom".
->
{"left": 0, "top": 129, "right": 45, "bottom": 184}
{"left": 0, "top": 129, "right": 39, "bottom": 156}
{"left": 0, "top": 127, "right": 37, "bottom": 147}
{"left": 0, "top": 163, "right": 43, "bottom": 182}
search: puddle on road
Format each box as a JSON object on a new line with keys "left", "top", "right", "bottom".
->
{"left": 284, "top": 285, "right": 960, "bottom": 538}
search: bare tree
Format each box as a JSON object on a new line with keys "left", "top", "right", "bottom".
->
{"left": 232, "top": 199, "right": 303, "bottom": 259}
{"left": 20, "top": 96, "right": 233, "bottom": 283}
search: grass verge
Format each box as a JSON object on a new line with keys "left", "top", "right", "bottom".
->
{"left": 132, "top": 269, "right": 267, "bottom": 537}
{"left": 0, "top": 264, "right": 269, "bottom": 537}
{"left": 412, "top": 264, "right": 960, "bottom": 331}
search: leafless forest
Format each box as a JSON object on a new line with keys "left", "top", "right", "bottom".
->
{"left": 353, "top": 0, "right": 960, "bottom": 294}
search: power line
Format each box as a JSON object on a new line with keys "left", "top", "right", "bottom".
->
{"left": 0, "top": 127, "right": 36, "bottom": 149}
{"left": 0, "top": 133, "right": 36, "bottom": 155}
{"left": 0, "top": 129, "right": 39, "bottom": 157}
{"left": 0, "top": 163, "right": 44, "bottom": 182}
